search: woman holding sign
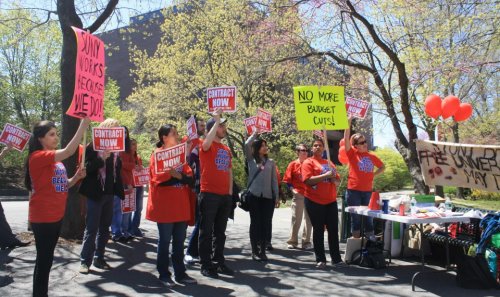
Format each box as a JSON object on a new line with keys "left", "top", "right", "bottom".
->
{"left": 301, "top": 138, "right": 345, "bottom": 269}
{"left": 24, "top": 118, "right": 90, "bottom": 297}
{"left": 127, "top": 138, "right": 144, "bottom": 237}
{"left": 244, "top": 128, "right": 279, "bottom": 262}
{"left": 147, "top": 124, "right": 197, "bottom": 287}
{"left": 344, "top": 117, "right": 385, "bottom": 239}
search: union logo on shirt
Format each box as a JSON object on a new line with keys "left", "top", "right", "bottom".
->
{"left": 215, "top": 148, "right": 230, "bottom": 171}
{"left": 358, "top": 156, "right": 374, "bottom": 173}
{"left": 52, "top": 163, "right": 68, "bottom": 192}
{"left": 320, "top": 164, "right": 334, "bottom": 183}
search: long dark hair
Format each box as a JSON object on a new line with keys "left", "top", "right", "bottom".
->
{"left": 252, "top": 139, "right": 268, "bottom": 164}
{"left": 24, "top": 121, "right": 57, "bottom": 191}
{"left": 123, "top": 126, "right": 131, "bottom": 153}
{"left": 156, "top": 124, "right": 176, "bottom": 148}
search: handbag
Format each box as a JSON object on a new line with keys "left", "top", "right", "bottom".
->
{"left": 238, "top": 160, "right": 267, "bottom": 212}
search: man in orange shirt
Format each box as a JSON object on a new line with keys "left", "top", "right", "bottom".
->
{"left": 198, "top": 108, "right": 234, "bottom": 278}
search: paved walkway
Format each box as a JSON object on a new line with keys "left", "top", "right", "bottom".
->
{"left": 0, "top": 198, "right": 496, "bottom": 297}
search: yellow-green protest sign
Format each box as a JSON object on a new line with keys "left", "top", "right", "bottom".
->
{"left": 293, "top": 86, "right": 348, "bottom": 130}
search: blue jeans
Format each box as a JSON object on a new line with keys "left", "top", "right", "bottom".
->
{"left": 111, "top": 196, "right": 131, "bottom": 238}
{"left": 186, "top": 192, "right": 200, "bottom": 257}
{"left": 157, "top": 222, "right": 187, "bottom": 278}
{"left": 80, "top": 195, "right": 114, "bottom": 265}
{"left": 128, "top": 187, "right": 144, "bottom": 236}
{"left": 346, "top": 189, "right": 374, "bottom": 235}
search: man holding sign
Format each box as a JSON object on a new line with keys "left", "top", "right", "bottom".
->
{"left": 198, "top": 108, "right": 234, "bottom": 278}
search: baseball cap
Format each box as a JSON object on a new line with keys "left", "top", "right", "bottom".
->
{"left": 206, "top": 117, "right": 227, "bottom": 132}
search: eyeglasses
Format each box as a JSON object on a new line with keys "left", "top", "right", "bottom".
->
{"left": 356, "top": 141, "right": 367, "bottom": 145}
{"left": 297, "top": 149, "right": 308, "bottom": 152}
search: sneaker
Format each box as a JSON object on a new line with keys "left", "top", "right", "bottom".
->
{"left": 316, "top": 261, "right": 326, "bottom": 269}
{"left": 265, "top": 243, "right": 274, "bottom": 251}
{"left": 216, "top": 263, "right": 234, "bottom": 275}
{"left": 332, "top": 261, "right": 349, "bottom": 268}
{"left": 302, "top": 242, "right": 313, "bottom": 250}
{"left": 112, "top": 235, "right": 124, "bottom": 242}
{"left": 159, "top": 275, "right": 176, "bottom": 288}
{"left": 252, "top": 253, "right": 263, "bottom": 262}
{"left": 7, "top": 240, "right": 30, "bottom": 249}
{"left": 79, "top": 263, "right": 90, "bottom": 274}
{"left": 200, "top": 267, "right": 218, "bottom": 278}
{"left": 93, "top": 258, "right": 111, "bottom": 270}
{"left": 287, "top": 244, "right": 298, "bottom": 249}
{"left": 175, "top": 273, "right": 197, "bottom": 284}
{"left": 184, "top": 254, "right": 196, "bottom": 266}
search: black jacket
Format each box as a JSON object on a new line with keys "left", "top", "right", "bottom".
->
{"left": 79, "top": 145, "right": 125, "bottom": 200}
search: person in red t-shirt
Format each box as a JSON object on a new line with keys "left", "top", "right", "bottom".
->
{"left": 283, "top": 143, "right": 312, "bottom": 250}
{"left": 147, "top": 124, "right": 197, "bottom": 287}
{"left": 198, "top": 108, "right": 234, "bottom": 278}
{"left": 302, "top": 138, "right": 345, "bottom": 269}
{"left": 344, "top": 116, "right": 385, "bottom": 239}
{"left": 24, "top": 118, "right": 90, "bottom": 297}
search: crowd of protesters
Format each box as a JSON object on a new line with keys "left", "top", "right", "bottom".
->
{"left": 0, "top": 109, "right": 385, "bottom": 296}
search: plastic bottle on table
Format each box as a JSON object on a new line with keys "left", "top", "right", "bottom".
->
{"left": 410, "top": 196, "right": 417, "bottom": 215}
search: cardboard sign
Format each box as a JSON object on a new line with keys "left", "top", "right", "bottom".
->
{"left": 187, "top": 115, "right": 198, "bottom": 140}
{"left": 207, "top": 86, "right": 237, "bottom": 113}
{"left": 154, "top": 143, "right": 187, "bottom": 174}
{"left": 256, "top": 108, "right": 272, "bottom": 132}
{"left": 293, "top": 86, "right": 348, "bottom": 130}
{"left": 121, "top": 188, "right": 136, "bottom": 213}
{"left": 66, "top": 27, "right": 105, "bottom": 122}
{"left": 346, "top": 97, "right": 370, "bottom": 119}
{"left": 132, "top": 168, "right": 149, "bottom": 187}
{"left": 92, "top": 127, "right": 125, "bottom": 152}
{"left": 416, "top": 140, "right": 500, "bottom": 192}
{"left": 0, "top": 123, "right": 31, "bottom": 152}
{"left": 244, "top": 116, "right": 257, "bottom": 135}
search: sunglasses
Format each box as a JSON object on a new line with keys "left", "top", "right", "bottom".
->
{"left": 356, "top": 141, "right": 367, "bottom": 145}
{"left": 297, "top": 149, "right": 308, "bottom": 152}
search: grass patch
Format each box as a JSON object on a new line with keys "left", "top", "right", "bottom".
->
{"left": 453, "top": 198, "right": 500, "bottom": 211}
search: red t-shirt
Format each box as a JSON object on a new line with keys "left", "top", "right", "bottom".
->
{"left": 283, "top": 159, "right": 306, "bottom": 195}
{"left": 347, "top": 148, "right": 384, "bottom": 192}
{"left": 301, "top": 157, "right": 339, "bottom": 205}
{"left": 199, "top": 141, "right": 232, "bottom": 195}
{"left": 120, "top": 151, "right": 136, "bottom": 187}
{"left": 146, "top": 151, "right": 193, "bottom": 223}
{"left": 29, "top": 150, "right": 68, "bottom": 223}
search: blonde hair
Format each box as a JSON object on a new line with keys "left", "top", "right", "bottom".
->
{"left": 99, "top": 118, "right": 120, "bottom": 128}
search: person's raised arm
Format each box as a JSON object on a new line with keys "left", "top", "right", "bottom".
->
{"left": 55, "top": 118, "right": 91, "bottom": 162}
{"left": 0, "top": 143, "right": 13, "bottom": 161}
{"left": 202, "top": 108, "right": 223, "bottom": 152}
{"left": 344, "top": 116, "right": 353, "bottom": 152}
{"left": 244, "top": 128, "right": 258, "bottom": 160}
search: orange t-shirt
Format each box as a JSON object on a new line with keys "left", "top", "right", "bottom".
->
{"left": 301, "top": 157, "right": 339, "bottom": 205}
{"left": 347, "top": 148, "right": 384, "bottom": 192}
{"left": 283, "top": 159, "right": 306, "bottom": 196}
{"left": 199, "top": 141, "right": 232, "bottom": 195}
{"left": 29, "top": 150, "right": 68, "bottom": 223}
{"left": 146, "top": 152, "right": 192, "bottom": 223}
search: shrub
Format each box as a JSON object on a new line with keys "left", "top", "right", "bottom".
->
{"left": 372, "top": 148, "right": 412, "bottom": 192}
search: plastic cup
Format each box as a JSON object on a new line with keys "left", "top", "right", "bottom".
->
{"left": 382, "top": 199, "right": 389, "bottom": 214}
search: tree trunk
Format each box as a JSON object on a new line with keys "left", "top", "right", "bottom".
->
{"left": 452, "top": 122, "right": 465, "bottom": 199}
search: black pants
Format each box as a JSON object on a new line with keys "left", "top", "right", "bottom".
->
{"left": 198, "top": 192, "right": 232, "bottom": 269}
{"left": 248, "top": 194, "right": 274, "bottom": 252}
{"left": 0, "top": 201, "right": 18, "bottom": 247}
{"left": 31, "top": 220, "right": 62, "bottom": 297}
{"left": 304, "top": 198, "right": 342, "bottom": 263}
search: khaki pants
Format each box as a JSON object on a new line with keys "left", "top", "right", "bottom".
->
{"left": 287, "top": 192, "right": 312, "bottom": 247}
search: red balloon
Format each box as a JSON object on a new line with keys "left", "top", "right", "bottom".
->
{"left": 338, "top": 146, "right": 348, "bottom": 165}
{"left": 441, "top": 95, "right": 461, "bottom": 119}
{"left": 339, "top": 139, "right": 345, "bottom": 147}
{"left": 424, "top": 94, "right": 442, "bottom": 119}
{"left": 453, "top": 103, "right": 472, "bottom": 122}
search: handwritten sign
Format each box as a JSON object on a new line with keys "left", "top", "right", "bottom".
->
{"left": 121, "top": 188, "right": 136, "bottom": 213}
{"left": 207, "top": 86, "right": 237, "bottom": 113}
{"left": 154, "top": 143, "right": 187, "bottom": 174}
{"left": 346, "top": 97, "right": 370, "bottom": 119}
{"left": 256, "top": 108, "right": 272, "bottom": 132}
{"left": 187, "top": 115, "right": 198, "bottom": 140}
{"left": 92, "top": 127, "right": 125, "bottom": 152}
{"left": 133, "top": 168, "right": 150, "bottom": 187}
{"left": 293, "top": 86, "right": 348, "bottom": 130}
{"left": 0, "top": 124, "right": 31, "bottom": 152}
{"left": 66, "top": 27, "right": 105, "bottom": 122}
{"left": 416, "top": 140, "right": 500, "bottom": 192}
{"left": 244, "top": 116, "right": 257, "bottom": 135}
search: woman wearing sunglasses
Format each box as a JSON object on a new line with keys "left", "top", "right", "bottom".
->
{"left": 344, "top": 116, "right": 385, "bottom": 239}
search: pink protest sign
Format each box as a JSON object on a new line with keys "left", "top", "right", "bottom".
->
{"left": 345, "top": 97, "right": 370, "bottom": 119}
{"left": 0, "top": 123, "right": 31, "bottom": 152}
{"left": 256, "top": 108, "right": 272, "bottom": 132}
{"left": 244, "top": 116, "right": 258, "bottom": 135}
{"left": 207, "top": 86, "right": 237, "bottom": 113}
{"left": 187, "top": 116, "right": 198, "bottom": 140}
{"left": 66, "top": 27, "right": 105, "bottom": 122}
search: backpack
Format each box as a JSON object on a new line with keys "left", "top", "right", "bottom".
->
{"left": 351, "top": 240, "right": 386, "bottom": 269}
{"left": 456, "top": 252, "right": 498, "bottom": 289}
